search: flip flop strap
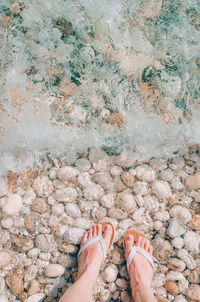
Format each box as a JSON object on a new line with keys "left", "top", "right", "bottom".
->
{"left": 127, "top": 246, "right": 155, "bottom": 274}
{"left": 78, "top": 235, "right": 107, "bottom": 259}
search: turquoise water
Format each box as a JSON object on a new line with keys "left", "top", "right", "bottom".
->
{"left": 0, "top": 0, "right": 200, "bottom": 173}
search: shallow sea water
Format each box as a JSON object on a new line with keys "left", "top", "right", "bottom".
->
{"left": 0, "top": 0, "right": 200, "bottom": 173}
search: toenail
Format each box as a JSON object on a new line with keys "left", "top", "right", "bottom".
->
{"left": 105, "top": 224, "right": 111, "bottom": 230}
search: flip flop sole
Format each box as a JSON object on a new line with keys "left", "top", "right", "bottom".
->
{"left": 100, "top": 221, "right": 115, "bottom": 249}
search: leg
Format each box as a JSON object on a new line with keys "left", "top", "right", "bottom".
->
{"left": 124, "top": 235, "right": 157, "bottom": 302}
{"left": 59, "top": 224, "right": 113, "bottom": 302}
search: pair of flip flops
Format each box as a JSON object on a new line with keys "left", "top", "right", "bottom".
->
{"left": 78, "top": 222, "right": 155, "bottom": 274}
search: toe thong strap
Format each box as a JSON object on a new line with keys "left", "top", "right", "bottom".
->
{"left": 78, "top": 235, "right": 107, "bottom": 259}
{"left": 127, "top": 246, "right": 155, "bottom": 274}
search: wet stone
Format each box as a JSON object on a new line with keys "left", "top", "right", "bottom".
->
{"left": 65, "top": 227, "right": 85, "bottom": 244}
{"left": 31, "top": 198, "right": 48, "bottom": 213}
{"left": 35, "top": 234, "right": 51, "bottom": 252}
{"left": 33, "top": 175, "right": 53, "bottom": 198}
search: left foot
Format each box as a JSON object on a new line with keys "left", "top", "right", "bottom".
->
{"left": 76, "top": 224, "right": 112, "bottom": 286}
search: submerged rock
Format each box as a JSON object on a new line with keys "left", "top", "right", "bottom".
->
{"left": 185, "top": 172, "right": 200, "bottom": 189}
{"left": 0, "top": 249, "right": 12, "bottom": 269}
{"left": 135, "top": 164, "right": 155, "bottom": 182}
{"left": 152, "top": 180, "right": 171, "bottom": 199}
{"left": 65, "top": 227, "right": 85, "bottom": 244}
{"left": 44, "top": 264, "right": 65, "bottom": 277}
{"left": 167, "top": 218, "right": 186, "bottom": 238}
{"left": 33, "top": 175, "right": 53, "bottom": 198}
{"left": 103, "top": 264, "right": 118, "bottom": 282}
{"left": 169, "top": 205, "right": 192, "bottom": 224}
{"left": 2, "top": 194, "right": 23, "bottom": 216}
{"left": 186, "top": 284, "right": 200, "bottom": 301}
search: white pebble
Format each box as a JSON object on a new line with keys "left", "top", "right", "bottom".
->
{"left": 169, "top": 205, "right": 192, "bottom": 224}
{"left": 171, "top": 237, "right": 184, "bottom": 249}
{"left": 154, "top": 221, "right": 163, "bottom": 231}
{"left": 33, "top": 175, "right": 53, "bottom": 197}
{"left": 27, "top": 293, "right": 45, "bottom": 302}
{"left": 184, "top": 231, "right": 200, "bottom": 254}
{"left": 133, "top": 181, "right": 148, "bottom": 195}
{"left": 143, "top": 195, "right": 159, "bottom": 212}
{"left": 23, "top": 189, "right": 36, "bottom": 205}
{"left": 135, "top": 164, "right": 155, "bottom": 182}
{"left": 53, "top": 187, "right": 77, "bottom": 203}
{"left": 103, "top": 264, "right": 118, "bottom": 282}
{"left": 65, "top": 203, "right": 81, "bottom": 218}
{"left": 75, "top": 158, "right": 91, "bottom": 172}
{"left": 27, "top": 248, "right": 40, "bottom": 259}
{"left": 1, "top": 217, "right": 13, "bottom": 229}
{"left": 84, "top": 183, "right": 104, "bottom": 201}
{"left": 117, "top": 192, "right": 136, "bottom": 214}
{"left": 2, "top": 194, "right": 23, "bottom": 216}
{"left": 160, "top": 169, "right": 174, "bottom": 181}
{"left": 78, "top": 172, "right": 92, "bottom": 187}
{"left": 100, "top": 193, "right": 115, "bottom": 208}
{"left": 167, "top": 218, "right": 186, "bottom": 238}
{"left": 152, "top": 180, "right": 171, "bottom": 199}
{"left": 174, "top": 295, "right": 188, "bottom": 302}
{"left": 57, "top": 166, "right": 79, "bottom": 181}
{"left": 115, "top": 152, "right": 136, "bottom": 168}
{"left": 44, "top": 264, "right": 65, "bottom": 277}
{"left": 110, "top": 166, "right": 123, "bottom": 176}
{"left": 65, "top": 227, "right": 85, "bottom": 244}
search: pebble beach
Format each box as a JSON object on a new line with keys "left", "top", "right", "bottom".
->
{"left": 0, "top": 145, "right": 200, "bottom": 302}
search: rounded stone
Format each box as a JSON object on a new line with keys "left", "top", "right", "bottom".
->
{"left": 0, "top": 249, "right": 12, "bottom": 269}
{"left": 100, "top": 193, "right": 115, "bottom": 208}
{"left": 2, "top": 194, "right": 22, "bottom": 216}
{"left": 44, "top": 264, "right": 65, "bottom": 277}
{"left": 65, "top": 203, "right": 81, "bottom": 218}
{"left": 135, "top": 164, "right": 155, "bottom": 182}
{"left": 186, "top": 284, "right": 200, "bottom": 301}
{"left": 83, "top": 183, "right": 104, "bottom": 201}
{"left": 165, "top": 281, "right": 179, "bottom": 296}
{"left": 117, "top": 192, "right": 136, "bottom": 214}
{"left": 65, "top": 227, "right": 85, "bottom": 244}
{"left": 75, "top": 158, "right": 91, "bottom": 172}
{"left": 53, "top": 187, "right": 77, "bottom": 203}
{"left": 103, "top": 264, "right": 118, "bottom": 282}
{"left": 33, "top": 175, "right": 53, "bottom": 198}
{"left": 133, "top": 181, "right": 148, "bottom": 195}
{"left": 185, "top": 172, "right": 200, "bottom": 190}
{"left": 152, "top": 180, "right": 171, "bottom": 199}
{"left": 1, "top": 217, "right": 13, "bottom": 229}
{"left": 27, "top": 293, "right": 45, "bottom": 302}
{"left": 57, "top": 166, "right": 79, "bottom": 181}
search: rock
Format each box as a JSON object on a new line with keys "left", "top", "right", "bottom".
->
{"left": 150, "top": 158, "right": 168, "bottom": 170}
{"left": 135, "top": 164, "right": 155, "bottom": 182}
{"left": 23, "top": 189, "right": 36, "bottom": 205}
{"left": 186, "top": 284, "right": 200, "bottom": 301}
{"left": 27, "top": 280, "right": 40, "bottom": 296}
{"left": 111, "top": 248, "right": 124, "bottom": 265}
{"left": 2, "top": 194, "right": 23, "bottom": 216}
{"left": 166, "top": 271, "right": 184, "bottom": 282}
{"left": 6, "top": 268, "right": 23, "bottom": 296}
{"left": 133, "top": 181, "right": 148, "bottom": 195}
{"left": 27, "top": 293, "right": 45, "bottom": 302}
{"left": 35, "top": 234, "right": 51, "bottom": 252}
{"left": 171, "top": 177, "right": 184, "bottom": 190}
{"left": 165, "top": 281, "right": 179, "bottom": 296}
{"left": 116, "top": 278, "right": 128, "bottom": 289}
{"left": 185, "top": 172, "right": 200, "bottom": 189}
{"left": 171, "top": 237, "right": 184, "bottom": 249}
{"left": 118, "top": 218, "right": 134, "bottom": 229}
{"left": 65, "top": 227, "right": 85, "bottom": 244}
{"left": 108, "top": 208, "right": 127, "bottom": 220}
{"left": 191, "top": 214, "right": 200, "bottom": 230}
{"left": 154, "top": 220, "right": 163, "bottom": 231}
{"left": 121, "top": 171, "right": 135, "bottom": 187}
{"left": 160, "top": 169, "right": 174, "bottom": 181}
{"left": 83, "top": 183, "right": 104, "bottom": 200}
{"left": 75, "top": 158, "right": 91, "bottom": 172}
{"left": 44, "top": 264, "right": 65, "bottom": 277}
{"left": 0, "top": 249, "right": 12, "bottom": 269}
{"left": 52, "top": 203, "right": 64, "bottom": 215}
{"left": 12, "top": 235, "right": 34, "bottom": 252}
{"left": 1, "top": 217, "right": 13, "bottom": 228}
{"left": 33, "top": 175, "right": 53, "bottom": 197}
{"left": 57, "top": 166, "right": 79, "bottom": 181}
{"left": 110, "top": 166, "right": 123, "bottom": 176}
{"left": 184, "top": 231, "right": 200, "bottom": 254}
{"left": 188, "top": 269, "right": 200, "bottom": 283}
{"left": 65, "top": 203, "right": 81, "bottom": 218}
{"left": 100, "top": 193, "right": 115, "bottom": 208}
{"left": 115, "top": 152, "right": 136, "bottom": 168}
{"left": 31, "top": 198, "right": 47, "bottom": 213}
{"left": 0, "top": 179, "right": 7, "bottom": 197}
{"left": 89, "top": 147, "right": 109, "bottom": 164}
{"left": 177, "top": 249, "right": 196, "bottom": 270}
{"left": 93, "top": 159, "right": 110, "bottom": 172}
{"left": 117, "top": 192, "right": 136, "bottom": 214}
{"left": 169, "top": 205, "right": 192, "bottom": 224}
{"left": 121, "top": 291, "right": 132, "bottom": 302}
{"left": 53, "top": 187, "right": 77, "bottom": 202}
{"left": 0, "top": 295, "right": 8, "bottom": 302}
{"left": 143, "top": 195, "right": 159, "bottom": 212}
{"left": 103, "top": 264, "right": 118, "bottom": 282}
{"left": 114, "top": 177, "right": 127, "bottom": 192}
{"left": 152, "top": 180, "right": 171, "bottom": 199}
{"left": 93, "top": 172, "right": 113, "bottom": 190}
{"left": 77, "top": 172, "right": 92, "bottom": 187}
{"left": 167, "top": 218, "right": 186, "bottom": 238}
{"left": 27, "top": 248, "right": 40, "bottom": 259}
{"left": 168, "top": 258, "right": 186, "bottom": 272}
{"left": 73, "top": 217, "right": 92, "bottom": 229}
{"left": 174, "top": 295, "right": 188, "bottom": 302}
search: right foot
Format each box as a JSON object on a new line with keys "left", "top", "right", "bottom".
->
{"left": 125, "top": 234, "right": 156, "bottom": 302}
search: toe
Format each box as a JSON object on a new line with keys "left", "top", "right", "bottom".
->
{"left": 140, "top": 237, "right": 146, "bottom": 250}
{"left": 136, "top": 235, "right": 142, "bottom": 247}
{"left": 81, "top": 232, "right": 88, "bottom": 246}
{"left": 92, "top": 224, "right": 97, "bottom": 237}
{"left": 88, "top": 226, "right": 93, "bottom": 239}
{"left": 125, "top": 235, "right": 134, "bottom": 260}
{"left": 97, "top": 223, "right": 102, "bottom": 236}
{"left": 103, "top": 224, "right": 113, "bottom": 250}
{"left": 145, "top": 239, "right": 150, "bottom": 253}
{"left": 148, "top": 245, "right": 153, "bottom": 256}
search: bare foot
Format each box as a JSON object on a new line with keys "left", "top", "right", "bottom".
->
{"left": 77, "top": 223, "right": 112, "bottom": 287}
{"left": 125, "top": 235, "right": 157, "bottom": 302}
